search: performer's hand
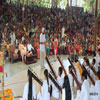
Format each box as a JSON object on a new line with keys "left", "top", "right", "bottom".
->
{"left": 76, "top": 86, "right": 80, "bottom": 90}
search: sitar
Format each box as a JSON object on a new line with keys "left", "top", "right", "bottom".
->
{"left": 49, "top": 73, "right": 62, "bottom": 93}
{"left": 57, "top": 56, "right": 81, "bottom": 90}
{"left": 68, "top": 57, "right": 76, "bottom": 74}
{"left": 70, "top": 69, "right": 81, "bottom": 90}
{"left": 77, "top": 60, "right": 95, "bottom": 85}
{"left": 28, "top": 68, "right": 43, "bottom": 86}
{"left": 45, "top": 56, "right": 57, "bottom": 79}
{"left": 57, "top": 56, "right": 67, "bottom": 75}
{"left": 82, "top": 65, "right": 95, "bottom": 85}
{"left": 89, "top": 64, "right": 97, "bottom": 76}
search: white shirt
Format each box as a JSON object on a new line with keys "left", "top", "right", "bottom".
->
{"left": 23, "top": 82, "right": 36, "bottom": 100}
{"left": 27, "top": 44, "right": 34, "bottom": 52}
{"left": 52, "top": 76, "right": 64, "bottom": 99}
{"left": 96, "top": 53, "right": 100, "bottom": 70}
{"left": 76, "top": 79, "right": 90, "bottom": 100}
{"left": 62, "top": 27, "right": 65, "bottom": 38}
{"left": 68, "top": 74, "right": 74, "bottom": 100}
{"left": 40, "top": 33, "right": 46, "bottom": 52}
{"left": 37, "top": 80, "right": 50, "bottom": 100}
{"left": 94, "top": 80, "right": 100, "bottom": 100}
{"left": 62, "top": 88, "right": 65, "bottom": 100}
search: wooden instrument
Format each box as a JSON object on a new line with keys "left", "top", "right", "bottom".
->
{"left": 45, "top": 57, "right": 57, "bottom": 79}
{"left": 49, "top": 73, "right": 62, "bottom": 93}
{"left": 89, "top": 64, "right": 97, "bottom": 76}
{"left": 57, "top": 56, "right": 67, "bottom": 75}
{"left": 68, "top": 57, "right": 76, "bottom": 74}
{"left": 28, "top": 69, "right": 43, "bottom": 86}
{"left": 82, "top": 65, "right": 95, "bottom": 85}
{"left": 70, "top": 69, "right": 81, "bottom": 90}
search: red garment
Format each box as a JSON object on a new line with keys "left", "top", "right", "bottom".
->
{"left": 0, "top": 66, "right": 3, "bottom": 73}
{"left": 54, "top": 40, "right": 57, "bottom": 54}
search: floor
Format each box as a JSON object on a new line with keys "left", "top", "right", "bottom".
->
{"left": 0, "top": 55, "right": 85, "bottom": 100}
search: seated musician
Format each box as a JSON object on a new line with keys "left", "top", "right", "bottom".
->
{"left": 37, "top": 69, "right": 51, "bottom": 100}
{"left": 75, "top": 71, "right": 90, "bottom": 100}
{"left": 62, "top": 75, "right": 71, "bottom": 100}
{"left": 27, "top": 41, "right": 34, "bottom": 55}
{"left": 52, "top": 67, "right": 64, "bottom": 100}
{"left": 23, "top": 70, "right": 36, "bottom": 100}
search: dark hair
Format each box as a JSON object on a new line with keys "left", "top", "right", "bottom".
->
{"left": 93, "top": 59, "right": 96, "bottom": 64}
{"left": 83, "top": 57, "right": 87, "bottom": 61}
{"left": 69, "top": 65, "right": 72, "bottom": 70}
{"left": 97, "top": 71, "right": 100, "bottom": 79}
{"left": 82, "top": 71, "right": 87, "bottom": 79}
{"left": 28, "top": 70, "right": 32, "bottom": 100}
{"left": 59, "top": 67, "right": 63, "bottom": 76}
{"left": 44, "top": 69, "right": 49, "bottom": 92}
{"left": 98, "top": 49, "right": 100, "bottom": 52}
{"left": 63, "top": 75, "right": 71, "bottom": 100}
{"left": 92, "top": 51, "right": 96, "bottom": 56}
{"left": 75, "top": 59, "right": 78, "bottom": 63}
{"left": 86, "top": 59, "right": 90, "bottom": 66}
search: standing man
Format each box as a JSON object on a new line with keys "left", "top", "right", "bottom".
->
{"left": 61, "top": 26, "right": 65, "bottom": 38}
{"left": 40, "top": 27, "right": 46, "bottom": 69}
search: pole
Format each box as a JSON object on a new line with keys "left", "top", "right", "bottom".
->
{"left": 67, "top": 0, "right": 69, "bottom": 26}
{"left": 94, "top": 0, "right": 98, "bottom": 51}
{"left": 26, "top": 0, "right": 28, "bottom": 5}
{"left": 70, "top": 0, "right": 72, "bottom": 33}
{"left": 22, "top": 0, "right": 25, "bottom": 26}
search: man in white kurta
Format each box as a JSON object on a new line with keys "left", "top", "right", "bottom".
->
{"left": 23, "top": 82, "right": 36, "bottom": 100}
{"left": 75, "top": 71, "right": 90, "bottom": 100}
{"left": 10, "top": 32, "right": 16, "bottom": 45}
{"left": 61, "top": 26, "right": 65, "bottom": 38}
{"left": 40, "top": 27, "right": 46, "bottom": 69}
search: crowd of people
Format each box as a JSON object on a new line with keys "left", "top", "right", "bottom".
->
{"left": 0, "top": 2, "right": 100, "bottom": 63}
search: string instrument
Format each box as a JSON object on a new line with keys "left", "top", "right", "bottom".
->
{"left": 89, "top": 64, "right": 97, "bottom": 76}
{"left": 77, "top": 60, "right": 96, "bottom": 85}
{"left": 57, "top": 56, "right": 67, "bottom": 75}
{"left": 68, "top": 57, "right": 76, "bottom": 74}
{"left": 45, "top": 57, "right": 57, "bottom": 79}
{"left": 82, "top": 65, "right": 95, "bottom": 85}
{"left": 28, "top": 68, "right": 43, "bottom": 86}
{"left": 70, "top": 69, "right": 81, "bottom": 90}
{"left": 48, "top": 73, "right": 62, "bottom": 93}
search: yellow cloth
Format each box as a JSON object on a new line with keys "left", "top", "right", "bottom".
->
{"left": 7, "top": 44, "right": 10, "bottom": 50}
{"left": 0, "top": 52, "right": 4, "bottom": 66}
{"left": 98, "top": 45, "right": 100, "bottom": 49}
{"left": 26, "top": 32, "right": 29, "bottom": 36}
{"left": 75, "top": 62, "right": 83, "bottom": 76}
